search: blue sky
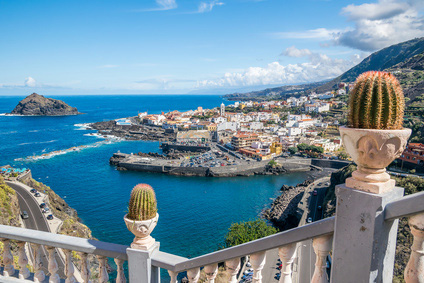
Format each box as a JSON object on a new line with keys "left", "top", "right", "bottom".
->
{"left": 0, "top": 0, "right": 423, "bottom": 95}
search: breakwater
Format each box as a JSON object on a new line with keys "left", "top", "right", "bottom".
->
{"left": 108, "top": 153, "right": 340, "bottom": 177}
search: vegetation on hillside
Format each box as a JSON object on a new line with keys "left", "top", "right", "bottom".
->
{"left": 0, "top": 176, "right": 20, "bottom": 227}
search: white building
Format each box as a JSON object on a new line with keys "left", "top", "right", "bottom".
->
{"left": 288, "top": 127, "right": 302, "bottom": 136}
{"left": 212, "top": 116, "right": 227, "bottom": 124}
{"left": 217, "top": 122, "right": 239, "bottom": 132}
{"left": 220, "top": 103, "right": 225, "bottom": 116}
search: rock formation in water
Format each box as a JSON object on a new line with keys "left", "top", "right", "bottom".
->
{"left": 10, "top": 93, "right": 81, "bottom": 116}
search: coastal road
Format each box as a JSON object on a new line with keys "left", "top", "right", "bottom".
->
{"left": 6, "top": 181, "right": 66, "bottom": 278}
{"left": 297, "top": 179, "right": 329, "bottom": 283}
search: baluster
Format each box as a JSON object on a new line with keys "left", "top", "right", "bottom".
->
{"left": 225, "top": 258, "right": 240, "bottom": 283}
{"left": 114, "top": 258, "right": 126, "bottom": 283}
{"left": 2, "top": 239, "right": 15, "bottom": 277}
{"left": 64, "top": 249, "right": 76, "bottom": 283}
{"left": 47, "top": 247, "right": 60, "bottom": 283}
{"left": 79, "top": 252, "right": 90, "bottom": 283}
{"left": 97, "top": 255, "right": 109, "bottom": 283}
{"left": 311, "top": 234, "right": 332, "bottom": 283}
{"left": 204, "top": 263, "right": 218, "bottom": 283}
{"left": 34, "top": 244, "right": 45, "bottom": 282}
{"left": 405, "top": 213, "right": 424, "bottom": 283}
{"left": 187, "top": 267, "right": 200, "bottom": 283}
{"left": 278, "top": 243, "right": 296, "bottom": 283}
{"left": 250, "top": 251, "right": 266, "bottom": 283}
{"left": 168, "top": 271, "right": 178, "bottom": 283}
{"left": 17, "top": 241, "right": 29, "bottom": 279}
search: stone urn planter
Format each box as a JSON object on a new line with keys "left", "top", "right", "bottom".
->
{"left": 339, "top": 126, "right": 411, "bottom": 194}
{"left": 124, "top": 213, "right": 159, "bottom": 250}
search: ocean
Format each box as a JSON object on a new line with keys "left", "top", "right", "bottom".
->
{"left": 0, "top": 95, "right": 306, "bottom": 278}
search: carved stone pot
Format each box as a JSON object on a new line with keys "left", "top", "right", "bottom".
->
{"left": 124, "top": 213, "right": 159, "bottom": 250}
{"left": 339, "top": 126, "right": 411, "bottom": 194}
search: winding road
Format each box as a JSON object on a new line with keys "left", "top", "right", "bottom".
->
{"left": 6, "top": 181, "right": 66, "bottom": 278}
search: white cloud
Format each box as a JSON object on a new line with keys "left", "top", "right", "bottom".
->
{"left": 24, "top": 77, "right": 37, "bottom": 87}
{"left": 156, "top": 0, "right": 177, "bottom": 10}
{"left": 198, "top": 0, "right": 224, "bottom": 13}
{"left": 336, "top": 0, "right": 424, "bottom": 51}
{"left": 138, "top": 0, "right": 177, "bottom": 11}
{"left": 197, "top": 51, "right": 364, "bottom": 88}
{"left": 273, "top": 28, "right": 342, "bottom": 40}
{"left": 282, "top": 46, "right": 312, "bottom": 58}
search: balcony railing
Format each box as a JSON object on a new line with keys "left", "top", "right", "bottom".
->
{"left": 0, "top": 186, "right": 423, "bottom": 282}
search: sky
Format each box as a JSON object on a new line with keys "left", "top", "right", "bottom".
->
{"left": 0, "top": 0, "right": 423, "bottom": 95}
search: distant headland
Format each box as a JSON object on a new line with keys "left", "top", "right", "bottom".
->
{"left": 9, "top": 93, "right": 82, "bottom": 116}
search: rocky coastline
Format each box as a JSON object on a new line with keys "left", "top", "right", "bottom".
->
{"left": 10, "top": 93, "right": 82, "bottom": 116}
{"left": 89, "top": 120, "right": 175, "bottom": 141}
{"left": 262, "top": 179, "right": 313, "bottom": 230}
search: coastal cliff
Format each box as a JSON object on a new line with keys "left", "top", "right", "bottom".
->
{"left": 10, "top": 93, "right": 81, "bottom": 116}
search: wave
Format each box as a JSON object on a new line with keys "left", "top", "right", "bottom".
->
{"left": 0, "top": 130, "right": 17, "bottom": 135}
{"left": 14, "top": 138, "right": 122, "bottom": 162}
{"left": 74, "top": 123, "right": 91, "bottom": 130}
{"left": 19, "top": 140, "right": 58, "bottom": 146}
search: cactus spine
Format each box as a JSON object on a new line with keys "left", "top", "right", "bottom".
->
{"left": 348, "top": 71, "right": 405, "bottom": 129}
{"left": 127, "top": 184, "right": 157, "bottom": 221}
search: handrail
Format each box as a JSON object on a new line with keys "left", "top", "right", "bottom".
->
{"left": 0, "top": 225, "right": 128, "bottom": 260}
{"left": 164, "top": 217, "right": 335, "bottom": 272}
{"left": 384, "top": 190, "right": 424, "bottom": 221}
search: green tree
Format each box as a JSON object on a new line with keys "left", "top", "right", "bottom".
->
{"left": 288, "top": 147, "right": 298, "bottom": 155}
{"left": 297, "top": 143, "right": 310, "bottom": 152}
{"left": 223, "top": 219, "right": 278, "bottom": 248}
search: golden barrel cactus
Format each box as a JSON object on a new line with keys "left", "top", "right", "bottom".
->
{"left": 348, "top": 71, "right": 405, "bottom": 129}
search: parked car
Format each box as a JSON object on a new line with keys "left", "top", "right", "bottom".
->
{"left": 313, "top": 190, "right": 318, "bottom": 196}
{"left": 30, "top": 189, "right": 37, "bottom": 193}
{"left": 245, "top": 262, "right": 251, "bottom": 267}
{"left": 307, "top": 217, "right": 313, "bottom": 223}
{"left": 21, "top": 211, "right": 29, "bottom": 219}
{"left": 47, "top": 214, "right": 54, "bottom": 220}
{"left": 34, "top": 192, "right": 41, "bottom": 197}
{"left": 39, "top": 203, "right": 46, "bottom": 208}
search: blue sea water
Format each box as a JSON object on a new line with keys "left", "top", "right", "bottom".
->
{"left": 0, "top": 95, "right": 306, "bottom": 276}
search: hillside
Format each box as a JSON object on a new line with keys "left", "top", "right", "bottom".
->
{"left": 0, "top": 176, "right": 21, "bottom": 227}
{"left": 224, "top": 37, "right": 424, "bottom": 100}
{"left": 10, "top": 93, "right": 81, "bottom": 116}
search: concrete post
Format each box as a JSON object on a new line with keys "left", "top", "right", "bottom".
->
{"left": 330, "top": 185, "right": 403, "bottom": 283}
{"left": 127, "top": 243, "right": 160, "bottom": 283}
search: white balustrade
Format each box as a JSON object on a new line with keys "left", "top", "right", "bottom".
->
{"left": 278, "top": 243, "right": 296, "bottom": 283}
{"left": 311, "top": 234, "right": 332, "bottom": 283}
{"left": 187, "top": 267, "right": 200, "bottom": 283}
{"left": 204, "top": 263, "right": 218, "bottom": 283}
{"left": 97, "top": 255, "right": 109, "bottom": 283}
{"left": 47, "top": 246, "right": 60, "bottom": 283}
{"left": 405, "top": 213, "right": 424, "bottom": 283}
{"left": 34, "top": 244, "right": 45, "bottom": 282}
{"left": 80, "top": 252, "right": 90, "bottom": 283}
{"left": 2, "top": 239, "right": 15, "bottom": 277}
{"left": 114, "top": 258, "right": 127, "bottom": 283}
{"left": 64, "top": 249, "right": 76, "bottom": 283}
{"left": 250, "top": 251, "right": 266, "bottom": 283}
{"left": 168, "top": 271, "right": 178, "bottom": 283}
{"left": 225, "top": 258, "right": 241, "bottom": 283}
{"left": 17, "top": 241, "right": 29, "bottom": 279}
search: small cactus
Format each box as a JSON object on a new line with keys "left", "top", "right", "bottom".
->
{"left": 348, "top": 71, "right": 405, "bottom": 129}
{"left": 127, "top": 184, "right": 157, "bottom": 221}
